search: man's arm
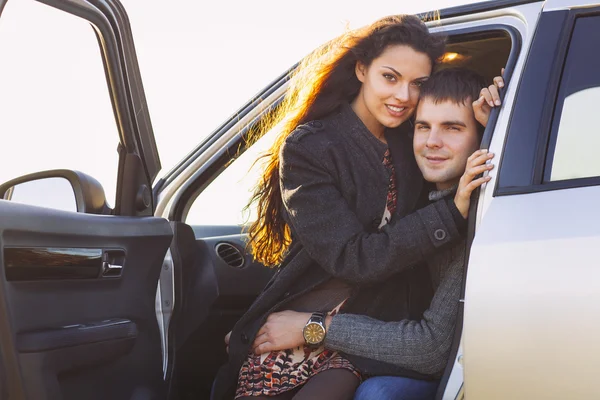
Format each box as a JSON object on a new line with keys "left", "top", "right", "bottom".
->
{"left": 324, "top": 254, "right": 463, "bottom": 376}
{"left": 251, "top": 256, "right": 463, "bottom": 376}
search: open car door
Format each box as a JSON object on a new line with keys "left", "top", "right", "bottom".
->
{"left": 0, "top": 0, "right": 171, "bottom": 399}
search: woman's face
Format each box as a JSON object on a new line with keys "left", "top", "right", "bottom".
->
{"left": 352, "top": 44, "right": 432, "bottom": 137}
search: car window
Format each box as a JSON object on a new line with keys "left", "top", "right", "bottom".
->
{"left": 0, "top": 0, "right": 120, "bottom": 208}
{"left": 185, "top": 127, "right": 279, "bottom": 226}
{"left": 545, "top": 16, "right": 600, "bottom": 182}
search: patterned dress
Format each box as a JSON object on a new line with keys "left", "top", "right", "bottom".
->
{"left": 235, "top": 148, "right": 398, "bottom": 398}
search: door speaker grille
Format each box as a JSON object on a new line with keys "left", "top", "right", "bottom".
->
{"left": 215, "top": 242, "right": 245, "bottom": 268}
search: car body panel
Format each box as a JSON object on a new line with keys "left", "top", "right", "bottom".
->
{"left": 464, "top": 2, "right": 600, "bottom": 399}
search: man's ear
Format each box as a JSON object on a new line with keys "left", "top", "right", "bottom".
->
{"left": 355, "top": 61, "right": 367, "bottom": 83}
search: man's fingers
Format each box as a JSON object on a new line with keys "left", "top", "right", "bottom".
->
{"left": 254, "top": 342, "right": 272, "bottom": 355}
{"left": 473, "top": 96, "right": 485, "bottom": 107}
{"left": 501, "top": 67, "right": 505, "bottom": 76}
{"left": 468, "top": 153, "right": 494, "bottom": 170}
{"left": 467, "top": 149, "right": 488, "bottom": 163}
{"left": 466, "top": 176, "right": 492, "bottom": 192}
{"left": 465, "top": 164, "right": 494, "bottom": 180}
{"left": 252, "top": 332, "right": 269, "bottom": 349}
{"left": 224, "top": 331, "right": 231, "bottom": 345}
{"left": 493, "top": 75, "right": 505, "bottom": 88}
{"left": 467, "top": 151, "right": 493, "bottom": 167}
{"left": 488, "top": 85, "right": 501, "bottom": 106}
{"left": 480, "top": 88, "right": 494, "bottom": 107}
{"left": 256, "top": 324, "right": 268, "bottom": 338}
{"left": 459, "top": 176, "right": 491, "bottom": 199}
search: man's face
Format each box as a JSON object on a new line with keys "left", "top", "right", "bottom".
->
{"left": 413, "top": 97, "right": 480, "bottom": 190}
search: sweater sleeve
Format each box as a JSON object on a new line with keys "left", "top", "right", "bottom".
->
{"left": 323, "top": 257, "right": 463, "bottom": 376}
{"left": 280, "top": 138, "right": 465, "bottom": 284}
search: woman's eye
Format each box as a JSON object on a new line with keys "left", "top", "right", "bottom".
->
{"left": 411, "top": 81, "right": 424, "bottom": 87}
{"left": 383, "top": 73, "right": 396, "bottom": 82}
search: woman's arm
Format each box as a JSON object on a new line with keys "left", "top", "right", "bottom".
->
{"left": 280, "top": 137, "right": 466, "bottom": 284}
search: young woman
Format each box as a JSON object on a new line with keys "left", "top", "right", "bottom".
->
{"left": 212, "top": 15, "right": 487, "bottom": 400}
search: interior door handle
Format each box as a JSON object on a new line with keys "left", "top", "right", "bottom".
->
{"left": 102, "top": 262, "right": 123, "bottom": 277}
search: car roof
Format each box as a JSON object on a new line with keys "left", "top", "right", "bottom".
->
{"left": 421, "top": 0, "right": 543, "bottom": 19}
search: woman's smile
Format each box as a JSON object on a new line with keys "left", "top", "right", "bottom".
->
{"left": 385, "top": 104, "right": 408, "bottom": 117}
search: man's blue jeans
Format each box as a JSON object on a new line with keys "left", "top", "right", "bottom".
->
{"left": 353, "top": 376, "right": 439, "bottom": 400}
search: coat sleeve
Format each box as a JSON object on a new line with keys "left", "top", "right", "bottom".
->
{"left": 323, "top": 257, "right": 464, "bottom": 376}
{"left": 280, "top": 137, "right": 465, "bottom": 284}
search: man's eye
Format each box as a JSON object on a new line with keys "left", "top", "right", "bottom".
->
{"left": 448, "top": 126, "right": 461, "bottom": 131}
{"left": 383, "top": 73, "right": 396, "bottom": 82}
{"left": 416, "top": 125, "right": 429, "bottom": 131}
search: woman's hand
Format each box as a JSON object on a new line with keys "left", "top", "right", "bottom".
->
{"left": 252, "top": 310, "right": 311, "bottom": 354}
{"left": 454, "top": 150, "right": 495, "bottom": 218}
{"left": 473, "top": 68, "right": 505, "bottom": 128}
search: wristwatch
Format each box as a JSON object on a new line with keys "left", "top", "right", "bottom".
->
{"left": 303, "top": 312, "right": 326, "bottom": 347}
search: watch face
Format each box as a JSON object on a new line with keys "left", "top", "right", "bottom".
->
{"left": 303, "top": 322, "right": 325, "bottom": 345}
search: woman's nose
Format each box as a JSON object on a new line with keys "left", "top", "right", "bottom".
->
{"left": 394, "top": 83, "right": 410, "bottom": 102}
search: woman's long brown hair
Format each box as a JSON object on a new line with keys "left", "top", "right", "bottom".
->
{"left": 246, "top": 15, "right": 446, "bottom": 267}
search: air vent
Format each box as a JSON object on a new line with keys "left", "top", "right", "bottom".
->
{"left": 215, "top": 242, "right": 245, "bottom": 268}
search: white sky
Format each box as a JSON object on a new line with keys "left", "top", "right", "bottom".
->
{"left": 0, "top": 0, "right": 480, "bottom": 207}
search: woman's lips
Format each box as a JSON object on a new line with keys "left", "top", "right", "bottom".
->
{"left": 385, "top": 104, "right": 408, "bottom": 117}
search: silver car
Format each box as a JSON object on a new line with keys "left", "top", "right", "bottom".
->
{"left": 0, "top": 0, "right": 597, "bottom": 399}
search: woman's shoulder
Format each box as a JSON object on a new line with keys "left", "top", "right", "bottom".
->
{"left": 285, "top": 115, "right": 345, "bottom": 153}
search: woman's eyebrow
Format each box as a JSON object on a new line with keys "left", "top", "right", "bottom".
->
{"left": 382, "top": 66, "right": 429, "bottom": 81}
{"left": 382, "top": 66, "right": 402, "bottom": 76}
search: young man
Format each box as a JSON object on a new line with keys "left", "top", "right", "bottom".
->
{"left": 239, "top": 67, "right": 502, "bottom": 399}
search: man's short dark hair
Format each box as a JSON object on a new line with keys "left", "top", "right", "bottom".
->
{"left": 419, "top": 67, "right": 488, "bottom": 135}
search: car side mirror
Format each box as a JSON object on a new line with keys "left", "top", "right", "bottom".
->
{"left": 0, "top": 170, "right": 110, "bottom": 214}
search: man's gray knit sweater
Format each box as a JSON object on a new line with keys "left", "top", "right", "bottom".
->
{"left": 324, "top": 189, "right": 465, "bottom": 378}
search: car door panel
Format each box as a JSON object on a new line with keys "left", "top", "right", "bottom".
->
{"left": 168, "top": 221, "right": 219, "bottom": 349}
{"left": 16, "top": 318, "right": 136, "bottom": 353}
{"left": 170, "top": 225, "right": 273, "bottom": 399}
{"left": 0, "top": 200, "right": 173, "bottom": 400}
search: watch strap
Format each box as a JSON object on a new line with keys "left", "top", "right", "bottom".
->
{"left": 309, "top": 312, "right": 326, "bottom": 324}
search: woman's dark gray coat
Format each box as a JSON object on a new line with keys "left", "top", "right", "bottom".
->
{"left": 212, "top": 103, "right": 464, "bottom": 399}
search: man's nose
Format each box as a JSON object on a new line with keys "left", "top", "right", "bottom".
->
{"left": 426, "top": 129, "right": 442, "bottom": 148}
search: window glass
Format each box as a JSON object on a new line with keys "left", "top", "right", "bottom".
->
{"left": 0, "top": 0, "right": 120, "bottom": 207}
{"left": 547, "top": 16, "right": 600, "bottom": 182}
{"left": 185, "top": 127, "right": 279, "bottom": 226}
{"left": 6, "top": 178, "right": 77, "bottom": 212}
